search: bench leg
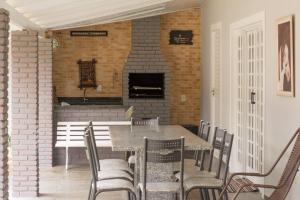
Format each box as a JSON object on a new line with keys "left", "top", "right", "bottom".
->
{"left": 66, "top": 147, "right": 69, "bottom": 170}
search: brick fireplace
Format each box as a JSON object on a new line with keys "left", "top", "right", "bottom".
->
{"left": 123, "top": 16, "right": 170, "bottom": 124}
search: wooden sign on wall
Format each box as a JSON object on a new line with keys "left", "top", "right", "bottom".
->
{"left": 70, "top": 31, "right": 108, "bottom": 37}
{"left": 169, "top": 30, "right": 193, "bottom": 45}
{"left": 77, "top": 59, "right": 97, "bottom": 89}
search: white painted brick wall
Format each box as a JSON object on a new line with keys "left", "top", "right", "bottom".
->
{"left": 0, "top": 8, "right": 9, "bottom": 200}
{"left": 11, "top": 30, "right": 39, "bottom": 197}
{"left": 38, "top": 38, "right": 53, "bottom": 168}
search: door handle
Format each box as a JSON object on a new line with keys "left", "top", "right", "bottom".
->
{"left": 211, "top": 89, "right": 215, "bottom": 96}
{"left": 250, "top": 92, "right": 256, "bottom": 104}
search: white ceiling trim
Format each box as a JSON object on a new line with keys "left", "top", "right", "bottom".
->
{"left": 40, "top": 0, "right": 169, "bottom": 27}
{"left": 3, "top": 0, "right": 202, "bottom": 30}
{"left": 0, "top": 1, "right": 42, "bottom": 30}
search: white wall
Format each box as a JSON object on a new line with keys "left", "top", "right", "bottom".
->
{"left": 200, "top": 0, "right": 300, "bottom": 198}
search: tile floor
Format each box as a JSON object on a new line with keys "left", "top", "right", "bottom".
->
{"left": 10, "top": 161, "right": 263, "bottom": 200}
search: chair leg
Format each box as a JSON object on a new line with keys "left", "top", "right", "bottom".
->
{"left": 130, "top": 191, "right": 137, "bottom": 200}
{"left": 138, "top": 187, "right": 142, "bottom": 200}
{"left": 204, "top": 189, "right": 210, "bottom": 200}
{"left": 224, "top": 191, "right": 229, "bottom": 200}
{"left": 200, "top": 189, "right": 205, "bottom": 200}
{"left": 88, "top": 180, "right": 92, "bottom": 200}
{"left": 211, "top": 189, "right": 216, "bottom": 200}
{"left": 65, "top": 146, "right": 69, "bottom": 170}
{"left": 128, "top": 191, "right": 131, "bottom": 200}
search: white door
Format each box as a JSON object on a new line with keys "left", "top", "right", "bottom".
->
{"left": 230, "top": 13, "right": 265, "bottom": 178}
{"left": 210, "top": 23, "right": 222, "bottom": 127}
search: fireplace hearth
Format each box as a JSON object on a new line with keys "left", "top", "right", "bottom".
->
{"left": 129, "top": 73, "right": 164, "bottom": 99}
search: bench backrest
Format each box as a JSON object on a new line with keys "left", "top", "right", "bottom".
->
{"left": 55, "top": 121, "right": 131, "bottom": 147}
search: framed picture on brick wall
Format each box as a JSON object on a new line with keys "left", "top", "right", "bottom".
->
{"left": 169, "top": 30, "right": 193, "bottom": 45}
{"left": 77, "top": 59, "right": 97, "bottom": 89}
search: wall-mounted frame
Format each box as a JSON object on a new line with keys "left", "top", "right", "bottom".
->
{"left": 276, "top": 15, "right": 294, "bottom": 97}
{"left": 70, "top": 31, "right": 108, "bottom": 37}
{"left": 77, "top": 59, "right": 97, "bottom": 89}
{"left": 169, "top": 30, "right": 193, "bottom": 45}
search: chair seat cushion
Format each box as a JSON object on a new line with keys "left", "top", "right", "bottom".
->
{"left": 128, "top": 155, "right": 136, "bottom": 165}
{"left": 99, "top": 159, "right": 133, "bottom": 175}
{"left": 138, "top": 182, "right": 180, "bottom": 193}
{"left": 184, "top": 177, "right": 223, "bottom": 190}
{"left": 175, "top": 170, "right": 216, "bottom": 180}
{"left": 98, "top": 170, "right": 133, "bottom": 182}
{"left": 96, "top": 179, "right": 134, "bottom": 192}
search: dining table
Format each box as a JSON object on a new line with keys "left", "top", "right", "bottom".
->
{"left": 109, "top": 125, "right": 212, "bottom": 200}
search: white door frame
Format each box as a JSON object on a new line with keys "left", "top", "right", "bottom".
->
{"left": 229, "top": 11, "right": 266, "bottom": 175}
{"left": 210, "top": 22, "right": 223, "bottom": 128}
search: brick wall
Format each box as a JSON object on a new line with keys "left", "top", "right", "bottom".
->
{"left": 123, "top": 16, "right": 171, "bottom": 124}
{"left": 0, "top": 9, "right": 9, "bottom": 200}
{"left": 161, "top": 8, "right": 201, "bottom": 125}
{"left": 51, "top": 21, "right": 131, "bottom": 98}
{"left": 11, "top": 30, "right": 39, "bottom": 197}
{"left": 51, "top": 8, "right": 201, "bottom": 125}
{"left": 38, "top": 38, "right": 53, "bottom": 168}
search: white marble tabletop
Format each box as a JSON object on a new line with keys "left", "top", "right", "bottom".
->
{"left": 109, "top": 125, "right": 212, "bottom": 151}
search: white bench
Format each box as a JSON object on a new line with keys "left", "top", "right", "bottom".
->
{"left": 55, "top": 121, "right": 132, "bottom": 170}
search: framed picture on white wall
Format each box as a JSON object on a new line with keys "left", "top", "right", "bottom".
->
{"left": 276, "top": 15, "right": 295, "bottom": 97}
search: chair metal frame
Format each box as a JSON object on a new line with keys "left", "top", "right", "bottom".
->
{"left": 184, "top": 132, "right": 234, "bottom": 200}
{"left": 88, "top": 122, "right": 133, "bottom": 174}
{"left": 131, "top": 117, "right": 160, "bottom": 132}
{"left": 219, "top": 128, "right": 300, "bottom": 200}
{"left": 86, "top": 122, "right": 133, "bottom": 182}
{"left": 84, "top": 132, "right": 137, "bottom": 200}
{"left": 139, "top": 137, "right": 185, "bottom": 200}
{"left": 128, "top": 117, "right": 160, "bottom": 166}
{"left": 195, "top": 122, "right": 211, "bottom": 167}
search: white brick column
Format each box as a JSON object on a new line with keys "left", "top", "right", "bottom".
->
{"left": 38, "top": 38, "right": 53, "bottom": 168}
{"left": 0, "top": 9, "right": 9, "bottom": 200}
{"left": 11, "top": 30, "right": 39, "bottom": 197}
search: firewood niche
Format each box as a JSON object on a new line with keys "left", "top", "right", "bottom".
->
{"left": 77, "top": 58, "right": 97, "bottom": 89}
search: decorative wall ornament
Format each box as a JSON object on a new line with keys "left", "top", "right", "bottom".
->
{"left": 70, "top": 31, "right": 108, "bottom": 37}
{"left": 276, "top": 15, "right": 294, "bottom": 97}
{"left": 169, "top": 30, "right": 193, "bottom": 45}
{"left": 77, "top": 59, "right": 97, "bottom": 89}
{"left": 52, "top": 37, "right": 59, "bottom": 49}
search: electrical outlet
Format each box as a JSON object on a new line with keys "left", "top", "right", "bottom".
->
{"left": 180, "top": 94, "right": 186, "bottom": 102}
{"left": 96, "top": 85, "right": 102, "bottom": 93}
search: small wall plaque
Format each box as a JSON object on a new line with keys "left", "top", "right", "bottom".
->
{"left": 78, "top": 59, "right": 97, "bottom": 89}
{"left": 70, "top": 31, "right": 108, "bottom": 37}
{"left": 169, "top": 30, "right": 193, "bottom": 45}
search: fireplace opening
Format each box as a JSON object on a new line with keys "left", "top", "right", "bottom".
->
{"left": 129, "top": 73, "right": 164, "bottom": 99}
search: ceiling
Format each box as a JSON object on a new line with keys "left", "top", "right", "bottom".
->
{"left": 1, "top": 0, "right": 202, "bottom": 30}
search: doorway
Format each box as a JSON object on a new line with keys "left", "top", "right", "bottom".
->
{"left": 210, "top": 22, "right": 222, "bottom": 128}
{"left": 229, "top": 12, "right": 265, "bottom": 181}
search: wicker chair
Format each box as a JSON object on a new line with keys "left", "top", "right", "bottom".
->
{"left": 219, "top": 128, "right": 300, "bottom": 200}
{"left": 184, "top": 132, "right": 234, "bottom": 200}
{"left": 138, "top": 137, "right": 185, "bottom": 200}
{"left": 84, "top": 132, "right": 136, "bottom": 200}
{"left": 87, "top": 122, "right": 133, "bottom": 177}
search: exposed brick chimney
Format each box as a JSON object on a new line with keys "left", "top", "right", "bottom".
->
{"left": 123, "top": 16, "right": 170, "bottom": 124}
